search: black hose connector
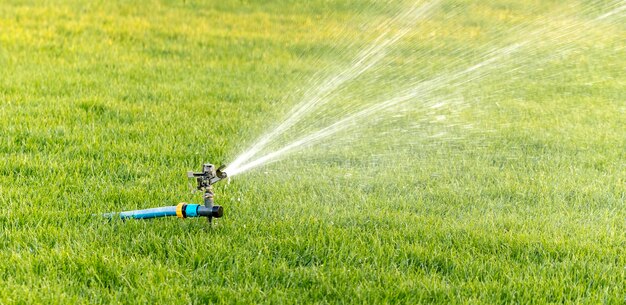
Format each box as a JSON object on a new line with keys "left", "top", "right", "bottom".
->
{"left": 197, "top": 205, "right": 223, "bottom": 218}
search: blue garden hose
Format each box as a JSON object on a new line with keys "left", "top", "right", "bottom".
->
{"left": 104, "top": 203, "right": 223, "bottom": 220}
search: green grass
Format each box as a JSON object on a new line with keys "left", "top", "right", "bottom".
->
{"left": 0, "top": 0, "right": 625, "bottom": 303}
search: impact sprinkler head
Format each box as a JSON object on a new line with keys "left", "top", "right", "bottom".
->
{"left": 187, "top": 163, "right": 228, "bottom": 188}
{"left": 187, "top": 163, "right": 228, "bottom": 223}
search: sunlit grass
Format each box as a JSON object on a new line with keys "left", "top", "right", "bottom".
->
{"left": 0, "top": 0, "right": 624, "bottom": 303}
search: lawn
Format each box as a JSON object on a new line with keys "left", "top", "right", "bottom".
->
{"left": 0, "top": 0, "right": 624, "bottom": 303}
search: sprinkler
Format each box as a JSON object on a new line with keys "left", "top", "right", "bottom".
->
{"left": 103, "top": 163, "right": 228, "bottom": 223}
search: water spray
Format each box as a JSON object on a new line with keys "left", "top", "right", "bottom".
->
{"left": 104, "top": 163, "right": 228, "bottom": 223}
